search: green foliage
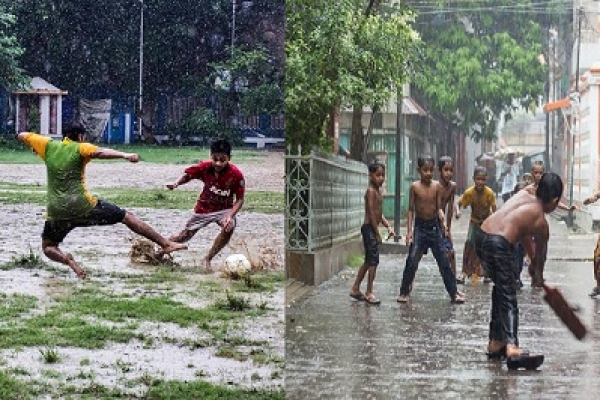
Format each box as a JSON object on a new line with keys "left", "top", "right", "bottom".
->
{"left": 411, "top": 0, "right": 560, "bottom": 141}
{"left": 211, "top": 47, "right": 284, "bottom": 115}
{"left": 166, "top": 108, "right": 242, "bottom": 146}
{"left": 286, "top": 0, "right": 420, "bottom": 152}
{"left": 6, "top": 0, "right": 284, "bottom": 103}
{"left": 0, "top": 10, "right": 27, "bottom": 89}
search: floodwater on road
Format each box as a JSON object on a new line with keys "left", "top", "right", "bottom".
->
{"left": 285, "top": 215, "right": 600, "bottom": 399}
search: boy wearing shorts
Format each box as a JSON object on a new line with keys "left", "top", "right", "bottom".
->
{"left": 167, "top": 138, "right": 245, "bottom": 271}
{"left": 349, "top": 161, "right": 394, "bottom": 305}
{"left": 17, "top": 123, "right": 187, "bottom": 279}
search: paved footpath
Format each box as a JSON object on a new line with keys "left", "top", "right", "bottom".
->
{"left": 285, "top": 213, "right": 600, "bottom": 399}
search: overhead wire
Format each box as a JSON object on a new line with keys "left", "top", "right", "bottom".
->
{"left": 406, "top": 0, "right": 573, "bottom": 15}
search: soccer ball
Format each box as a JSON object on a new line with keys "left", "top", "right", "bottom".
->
{"left": 223, "top": 254, "right": 251, "bottom": 278}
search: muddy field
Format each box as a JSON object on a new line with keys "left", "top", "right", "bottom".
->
{"left": 0, "top": 153, "right": 285, "bottom": 397}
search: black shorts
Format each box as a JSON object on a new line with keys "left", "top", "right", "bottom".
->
{"left": 42, "top": 200, "right": 127, "bottom": 244}
{"left": 361, "top": 224, "right": 379, "bottom": 267}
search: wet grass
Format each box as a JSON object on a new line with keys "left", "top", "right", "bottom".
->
{"left": 347, "top": 253, "right": 365, "bottom": 268}
{"left": 144, "top": 380, "right": 284, "bottom": 399}
{"left": 232, "top": 271, "right": 285, "bottom": 293}
{"left": 0, "top": 293, "right": 38, "bottom": 319}
{"left": 0, "top": 182, "right": 283, "bottom": 214}
{"left": 0, "top": 141, "right": 270, "bottom": 164}
{"left": 0, "top": 222, "right": 283, "bottom": 396}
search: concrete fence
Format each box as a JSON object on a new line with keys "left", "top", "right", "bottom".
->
{"left": 285, "top": 147, "right": 368, "bottom": 285}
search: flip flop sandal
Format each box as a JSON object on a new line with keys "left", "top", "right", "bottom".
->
{"left": 506, "top": 354, "right": 544, "bottom": 370}
{"left": 349, "top": 292, "right": 366, "bottom": 301}
{"left": 364, "top": 295, "right": 381, "bottom": 305}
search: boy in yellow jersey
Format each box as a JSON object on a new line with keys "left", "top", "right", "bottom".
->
{"left": 17, "top": 123, "right": 187, "bottom": 279}
{"left": 456, "top": 166, "right": 497, "bottom": 284}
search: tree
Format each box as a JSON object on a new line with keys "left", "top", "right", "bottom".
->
{"left": 3, "top": 0, "right": 284, "bottom": 101}
{"left": 410, "top": 0, "right": 564, "bottom": 142}
{"left": 209, "top": 46, "right": 284, "bottom": 117}
{"left": 286, "top": 0, "right": 419, "bottom": 155}
{"left": 0, "top": 9, "right": 26, "bottom": 89}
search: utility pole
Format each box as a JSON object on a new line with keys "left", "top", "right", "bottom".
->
{"left": 232, "top": 0, "right": 236, "bottom": 55}
{"left": 568, "top": 6, "right": 583, "bottom": 227}
{"left": 138, "top": 0, "right": 144, "bottom": 140}
{"left": 394, "top": 86, "right": 404, "bottom": 242}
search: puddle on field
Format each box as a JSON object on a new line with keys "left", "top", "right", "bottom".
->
{"left": 0, "top": 203, "right": 285, "bottom": 394}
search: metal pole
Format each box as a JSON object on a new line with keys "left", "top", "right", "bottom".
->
{"left": 138, "top": 0, "right": 144, "bottom": 140}
{"left": 568, "top": 7, "right": 583, "bottom": 226}
{"left": 394, "top": 87, "right": 403, "bottom": 242}
{"left": 232, "top": 0, "right": 236, "bottom": 55}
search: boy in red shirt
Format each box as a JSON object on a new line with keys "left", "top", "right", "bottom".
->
{"left": 167, "top": 139, "right": 245, "bottom": 271}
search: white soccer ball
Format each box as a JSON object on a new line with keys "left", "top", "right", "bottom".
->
{"left": 223, "top": 253, "right": 251, "bottom": 277}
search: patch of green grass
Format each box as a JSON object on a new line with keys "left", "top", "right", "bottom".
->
{"left": 347, "top": 253, "right": 364, "bottom": 268}
{"left": 0, "top": 182, "right": 283, "bottom": 214}
{"left": 39, "top": 346, "right": 61, "bottom": 364}
{"left": 123, "top": 267, "right": 187, "bottom": 285}
{"left": 144, "top": 380, "right": 284, "bottom": 399}
{"left": 0, "top": 315, "right": 136, "bottom": 349}
{"left": 215, "top": 291, "right": 251, "bottom": 312}
{"left": 0, "top": 141, "right": 269, "bottom": 164}
{"left": 0, "top": 249, "right": 51, "bottom": 272}
{"left": 233, "top": 271, "right": 284, "bottom": 293}
{"left": 40, "top": 369, "right": 62, "bottom": 379}
{"left": 0, "top": 370, "right": 30, "bottom": 398}
{"left": 0, "top": 293, "right": 38, "bottom": 319}
{"left": 215, "top": 345, "right": 248, "bottom": 361}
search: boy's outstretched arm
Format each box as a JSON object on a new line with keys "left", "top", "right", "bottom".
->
{"left": 583, "top": 190, "right": 600, "bottom": 205}
{"left": 166, "top": 173, "right": 192, "bottom": 190}
{"left": 93, "top": 148, "right": 139, "bottom": 162}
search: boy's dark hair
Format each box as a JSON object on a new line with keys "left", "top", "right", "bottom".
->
{"left": 473, "top": 165, "right": 487, "bottom": 177}
{"left": 210, "top": 138, "right": 232, "bottom": 156}
{"left": 438, "top": 155, "right": 453, "bottom": 170}
{"left": 417, "top": 155, "right": 435, "bottom": 168}
{"left": 532, "top": 160, "right": 545, "bottom": 169}
{"left": 63, "top": 123, "right": 86, "bottom": 141}
{"left": 536, "top": 172, "right": 563, "bottom": 203}
{"left": 368, "top": 161, "right": 385, "bottom": 173}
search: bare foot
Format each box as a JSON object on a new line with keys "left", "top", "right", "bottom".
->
{"left": 203, "top": 257, "right": 213, "bottom": 272}
{"left": 65, "top": 253, "right": 86, "bottom": 279}
{"left": 506, "top": 343, "right": 521, "bottom": 358}
{"left": 160, "top": 241, "right": 188, "bottom": 255}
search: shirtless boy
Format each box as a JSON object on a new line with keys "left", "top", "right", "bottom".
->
{"left": 350, "top": 161, "right": 395, "bottom": 305}
{"left": 397, "top": 156, "right": 465, "bottom": 304}
{"left": 437, "top": 156, "right": 459, "bottom": 278}
{"left": 473, "top": 172, "right": 563, "bottom": 370}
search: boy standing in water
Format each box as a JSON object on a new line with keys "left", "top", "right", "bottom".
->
{"left": 350, "top": 161, "right": 395, "bottom": 305}
{"left": 456, "top": 166, "right": 497, "bottom": 284}
{"left": 167, "top": 139, "right": 245, "bottom": 272}
{"left": 437, "top": 156, "right": 459, "bottom": 279}
{"left": 396, "top": 156, "right": 465, "bottom": 304}
{"left": 473, "top": 172, "right": 563, "bottom": 370}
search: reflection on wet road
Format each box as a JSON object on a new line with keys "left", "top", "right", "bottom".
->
{"left": 286, "top": 216, "right": 600, "bottom": 399}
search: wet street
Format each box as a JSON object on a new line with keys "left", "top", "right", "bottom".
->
{"left": 285, "top": 213, "right": 600, "bottom": 399}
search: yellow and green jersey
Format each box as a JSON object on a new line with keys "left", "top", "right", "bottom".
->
{"left": 22, "top": 133, "right": 99, "bottom": 220}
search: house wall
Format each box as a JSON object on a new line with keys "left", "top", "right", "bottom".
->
{"left": 576, "top": 66, "right": 600, "bottom": 223}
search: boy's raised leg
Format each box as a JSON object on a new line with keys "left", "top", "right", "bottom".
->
{"left": 122, "top": 212, "right": 187, "bottom": 254}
